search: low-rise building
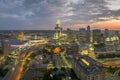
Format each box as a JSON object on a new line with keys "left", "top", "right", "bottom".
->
{"left": 70, "top": 55, "right": 105, "bottom": 80}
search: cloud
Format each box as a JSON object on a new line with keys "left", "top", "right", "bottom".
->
{"left": 105, "top": 0, "right": 120, "bottom": 10}
{"left": 0, "top": 0, "right": 120, "bottom": 30}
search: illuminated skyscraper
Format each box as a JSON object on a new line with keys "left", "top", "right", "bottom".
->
{"left": 55, "top": 20, "right": 62, "bottom": 38}
{"left": 53, "top": 20, "right": 62, "bottom": 45}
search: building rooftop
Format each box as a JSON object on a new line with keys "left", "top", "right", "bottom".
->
{"left": 0, "top": 39, "right": 27, "bottom": 45}
{"left": 72, "top": 55, "right": 103, "bottom": 74}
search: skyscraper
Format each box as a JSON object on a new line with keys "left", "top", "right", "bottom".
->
{"left": 55, "top": 20, "right": 62, "bottom": 38}
{"left": 53, "top": 20, "right": 62, "bottom": 45}
{"left": 86, "top": 25, "right": 91, "bottom": 43}
{"left": 66, "top": 28, "right": 76, "bottom": 42}
{"left": 77, "top": 28, "right": 86, "bottom": 43}
{"left": 93, "top": 29, "right": 102, "bottom": 44}
{"left": 104, "top": 29, "right": 109, "bottom": 38}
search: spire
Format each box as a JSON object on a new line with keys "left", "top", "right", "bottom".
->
{"left": 56, "top": 20, "right": 61, "bottom": 28}
{"left": 56, "top": 20, "right": 61, "bottom": 25}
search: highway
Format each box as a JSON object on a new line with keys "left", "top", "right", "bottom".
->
{"left": 3, "top": 51, "right": 33, "bottom": 80}
{"left": 13, "top": 51, "right": 33, "bottom": 80}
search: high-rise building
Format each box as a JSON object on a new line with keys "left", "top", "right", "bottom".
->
{"left": 66, "top": 28, "right": 76, "bottom": 42}
{"left": 93, "top": 29, "right": 102, "bottom": 44}
{"left": 77, "top": 28, "right": 86, "bottom": 43}
{"left": 54, "top": 20, "right": 62, "bottom": 39}
{"left": 77, "top": 26, "right": 91, "bottom": 43}
{"left": 2, "top": 40, "right": 11, "bottom": 57}
{"left": 86, "top": 25, "right": 91, "bottom": 43}
{"left": 53, "top": 20, "right": 62, "bottom": 45}
{"left": 104, "top": 29, "right": 109, "bottom": 38}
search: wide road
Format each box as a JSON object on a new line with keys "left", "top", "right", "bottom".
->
{"left": 11, "top": 51, "right": 33, "bottom": 80}
{"left": 3, "top": 51, "right": 33, "bottom": 80}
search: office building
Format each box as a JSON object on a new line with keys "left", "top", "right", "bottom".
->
{"left": 104, "top": 29, "right": 109, "bottom": 38}
{"left": 105, "top": 36, "right": 120, "bottom": 51}
{"left": 66, "top": 28, "right": 76, "bottom": 42}
{"left": 66, "top": 41, "right": 79, "bottom": 54}
{"left": 86, "top": 25, "right": 91, "bottom": 43}
{"left": 2, "top": 40, "right": 11, "bottom": 57}
{"left": 93, "top": 29, "right": 102, "bottom": 44}
{"left": 77, "top": 28, "right": 86, "bottom": 43}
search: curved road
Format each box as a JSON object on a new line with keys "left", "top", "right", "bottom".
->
{"left": 3, "top": 51, "right": 33, "bottom": 80}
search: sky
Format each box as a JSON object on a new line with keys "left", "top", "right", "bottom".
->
{"left": 0, "top": 0, "right": 120, "bottom": 30}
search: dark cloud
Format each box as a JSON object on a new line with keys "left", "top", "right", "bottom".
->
{"left": 24, "top": 0, "right": 43, "bottom": 5}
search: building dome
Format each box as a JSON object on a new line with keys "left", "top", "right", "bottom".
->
{"left": 18, "top": 32, "right": 24, "bottom": 38}
{"left": 111, "top": 36, "right": 119, "bottom": 41}
{"left": 106, "top": 36, "right": 119, "bottom": 42}
{"left": 18, "top": 32, "right": 25, "bottom": 41}
{"left": 106, "top": 37, "right": 111, "bottom": 42}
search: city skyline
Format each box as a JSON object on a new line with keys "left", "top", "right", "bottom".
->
{"left": 0, "top": 20, "right": 120, "bottom": 80}
{"left": 0, "top": 0, "right": 120, "bottom": 30}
